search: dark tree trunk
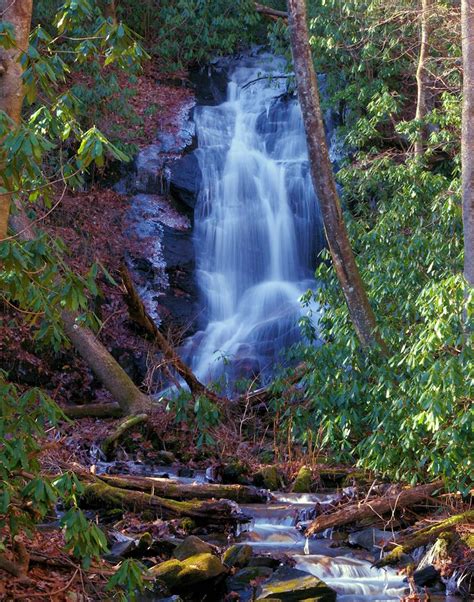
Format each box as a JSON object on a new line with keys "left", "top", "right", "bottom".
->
{"left": 286, "top": 0, "right": 386, "bottom": 350}
{"left": 462, "top": 0, "right": 474, "bottom": 288}
{"left": 415, "top": 0, "right": 433, "bottom": 157}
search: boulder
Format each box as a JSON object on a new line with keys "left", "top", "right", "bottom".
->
{"left": 156, "top": 451, "right": 176, "bottom": 466}
{"left": 173, "top": 536, "right": 215, "bottom": 561}
{"left": 257, "top": 566, "right": 336, "bottom": 601}
{"left": 348, "top": 528, "right": 394, "bottom": 555}
{"left": 168, "top": 152, "right": 202, "bottom": 211}
{"left": 248, "top": 556, "right": 281, "bottom": 569}
{"left": 222, "top": 544, "right": 253, "bottom": 568}
{"left": 253, "top": 467, "right": 284, "bottom": 491}
{"left": 292, "top": 466, "right": 313, "bottom": 493}
{"left": 226, "top": 566, "right": 274, "bottom": 599}
{"left": 151, "top": 553, "right": 226, "bottom": 591}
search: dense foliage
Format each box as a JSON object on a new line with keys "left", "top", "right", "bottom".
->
{"left": 268, "top": 0, "right": 473, "bottom": 490}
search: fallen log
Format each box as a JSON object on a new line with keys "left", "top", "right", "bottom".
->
{"left": 120, "top": 264, "right": 226, "bottom": 405}
{"left": 305, "top": 481, "right": 444, "bottom": 536}
{"left": 81, "top": 481, "right": 249, "bottom": 525}
{"left": 101, "top": 413, "right": 149, "bottom": 457}
{"left": 235, "top": 362, "right": 308, "bottom": 406}
{"left": 63, "top": 402, "right": 123, "bottom": 419}
{"left": 97, "top": 473, "right": 269, "bottom": 503}
{"left": 375, "top": 509, "right": 474, "bottom": 567}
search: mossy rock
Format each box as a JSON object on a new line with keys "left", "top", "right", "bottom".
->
{"left": 253, "top": 466, "right": 285, "bottom": 491}
{"left": 222, "top": 544, "right": 253, "bottom": 568}
{"left": 179, "top": 518, "right": 196, "bottom": 534}
{"left": 292, "top": 466, "right": 313, "bottom": 493}
{"left": 151, "top": 552, "right": 226, "bottom": 591}
{"left": 226, "top": 566, "right": 273, "bottom": 595}
{"left": 173, "top": 535, "right": 214, "bottom": 560}
{"left": 221, "top": 461, "right": 251, "bottom": 485}
{"left": 257, "top": 566, "right": 336, "bottom": 601}
{"left": 248, "top": 556, "right": 280, "bottom": 569}
{"left": 156, "top": 450, "right": 176, "bottom": 465}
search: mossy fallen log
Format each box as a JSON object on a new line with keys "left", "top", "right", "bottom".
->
{"left": 101, "top": 413, "right": 149, "bottom": 457}
{"left": 306, "top": 480, "right": 443, "bottom": 536}
{"left": 81, "top": 481, "right": 249, "bottom": 525}
{"left": 375, "top": 509, "right": 474, "bottom": 567}
{"left": 97, "top": 473, "right": 269, "bottom": 503}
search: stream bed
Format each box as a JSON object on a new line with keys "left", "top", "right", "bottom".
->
{"left": 94, "top": 462, "right": 462, "bottom": 601}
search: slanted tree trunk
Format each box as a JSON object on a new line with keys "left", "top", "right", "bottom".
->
{"left": 414, "top": 0, "right": 433, "bottom": 157}
{"left": 103, "top": 0, "right": 118, "bottom": 24}
{"left": 305, "top": 480, "right": 443, "bottom": 536}
{"left": 286, "top": 0, "right": 386, "bottom": 351}
{"left": 462, "top": 0, "right": 474, "bottom": 287}
{"left": 0, "top": 0, "right": 33, "bottom": 240}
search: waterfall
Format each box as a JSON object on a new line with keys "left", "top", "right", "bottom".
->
{"left": 186, "top": 53, "right": 325, "bottom": 384}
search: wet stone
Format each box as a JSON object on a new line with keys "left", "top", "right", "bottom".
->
{"left": 173, "top": 535, "right": 215, "bottom": 560}
{"left": 226, "top": 566, "right": 274, "bottom": 600}
{"left": 150, "top": 552, "right": 226, "bottom": 591}
{"left": 257, "top": 566, "right": 336, "bottom": 601}
{"left": 292, "top": 466, "right": 313, "bottom": 493}
{"left": 253, "top": 466, "right": 285, "bottom": 491}
{"left": 222, "top": 544, "right": 253, "bottom": 568}
{"left": 248, "top": 556, "right": 281, "bottom": 569}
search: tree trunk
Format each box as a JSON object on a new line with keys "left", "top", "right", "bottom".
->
{"left": 97, "top": 473, "right": 269, "bottom": 503}
{"left": 376, "top": 509, "right": 474, "bottom": 567}
{"left": 286, "top": 0, "right": 386, "bottom": 351}
{"left": 81, "top": 480, "right": 249, "bottom": 525}
{"left": 305, "top": 480, "right": 443, "bottom": 536}
{"left": 462, "top": 0, "right": 474, "bottom": 287}
{"left": 0, "top": 0, "right": 33, "bottom": 240}
{"left": 414, "top": 0, "right": 433, "bottom": 157}
{"left": 103, "top": 0, "right": 118, "bottom": 24}
{"left": 61, "top": 310, "right": 151, "bottom": 415}
{"left": 120, "top": 264, "right": 226, "bottom": 403}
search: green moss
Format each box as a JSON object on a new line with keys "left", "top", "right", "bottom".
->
{"left": 292, "top": 466, "right": 313, "bottom": 493}
{"left": 180, "top": 518, "right": 196, "bottom": 533}
{"left": 151, "top": 553, "right": 226, "bottom": 591}
{"left": 254, "top": 466, "right": 284, "bottom": 491}
{"left": 222, "top": 544, "right": 252, "bottom": 568}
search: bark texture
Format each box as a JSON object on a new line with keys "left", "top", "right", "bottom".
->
{"left": 376, "top": 509, "right": 474, "bottom": 567}
{"left": 81, "top": 480, "right": 248, "bottom": 524}
{"left": 287, "top": 0, "right": 385, "bottom": 351}
{"left": 414, "top": 0, "right": 433, "bottom": 157}
{"left": 0, "top": 0, "right": 33, "bottom": 240}
{"left": 98, "top": 473, "right": 269, "bottom": 503}
{"left": 305, "top": 481, "right": 443, "bottom": 536}
{"left": 462, "top": 0, "right": 474, "bottom": 287}
{"left": 61, "top": 310, "right": 150, "bottom": 415}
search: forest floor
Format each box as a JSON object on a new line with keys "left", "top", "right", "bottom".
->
{"left": 0, "top": 64, "right": 472, "bottom": 601}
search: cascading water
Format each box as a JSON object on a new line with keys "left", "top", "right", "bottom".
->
{"left": 185, "top": 53, "right": 325, "bottom": 384}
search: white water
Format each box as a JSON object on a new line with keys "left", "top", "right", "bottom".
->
{"left": 239, "top": 499, "right": 408, "bottom": 601}
{"left": 185, "top": 54, "right": 324, "bottom": 384}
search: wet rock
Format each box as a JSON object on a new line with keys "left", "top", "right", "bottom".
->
{"left": 221, "top": 461, "right": 251, "bottom": 485}
{"left": 134, "top": 144, "right": 167, "bottom": 194}
{"left": 348, "top": 528, "right": 394, "bottom": 555}
{"left": 257, "top": 566, "right": 336, "bottom": 601}
{"left": 292, "top": 466, "right": 313, "bottom": 493}
{"left": 177, "top": 467, "right": 194, "bottom": 478}
{"left": 168, "top": 152, "right": 202, "bottom": 211}
{"left": 173, "top": 535, "right": 215, "bottom": 560}
{"left": 155, "top": 451, "right": 176, "bottom": 466}
{"left": 253, "top": 466, "right": 285, "bottom": 491}
{"left": 412, "top": 565, "right": 442, "bottom": 587}
{"left": 248, "top": 556, "right": 281, "bottom": 569}
{"left": 189, "top": 62, "right": 229, "bottom": 106}
{"left": 150, "top": 552, "right": 226, "bottom": 591}
{"left": 226, "top": 566, "right": 274, "bottom": 599}
{"left": 222, "top": 544, "right": 253, "bottom": 568}
{"left": 104, "top": 538, "right": 136, "bottom": 563}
